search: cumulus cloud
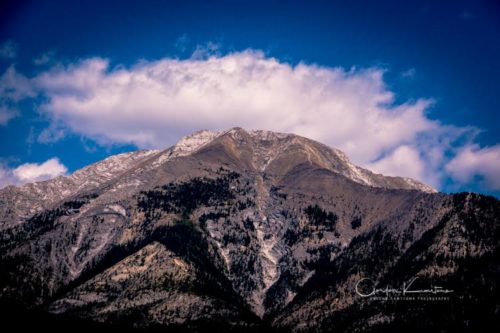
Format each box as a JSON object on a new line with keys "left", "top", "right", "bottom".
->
{"left": 446, "top": 145, "right": 500, "bottom": 190}
{"left": 367, "top": 145, "right": 428, "bottom": 183}
{"left": 34, "top": 52, "right": 436, "bottom": 155}
{"left": 0, "top": 158, "right": 68, "bottom": 188}
{"left": 12, "top": 158, "right": 68, "bottom": 182}
{"left": 1, "top": 49, "right": 497, "bottom": 190}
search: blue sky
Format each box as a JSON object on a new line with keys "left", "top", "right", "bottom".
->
{"left": 0, "top": 0, "right": 499, "bottom": 196}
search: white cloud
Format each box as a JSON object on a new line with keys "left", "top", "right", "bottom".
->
{"left": 0, "top": 105, "right": 18, "bottom": 125}
{"left": 34, "top": 51, "right": 439, "bottom": 159}
{"left": 0, "top": 40, "right": 16, "bottom": 59}
{"left": 191, "top": 41, "right": 220, "bottom": 59}
{"left": 445, "top": 145, "right": 500, "bottom": 190}
{"left": 37, "top": 124, "right": 67, "bottom": 143}
{"left": 0, "top": 65, "right": 35, "bottom": 102}
{"left": 0, "top": 158, "right": 68, "bottom": 188}
{"left": 0, "top": 66, "right": 36, "bottom": 125}
{"left": 13, "top": 158, "right": 68, "bottom": 182}
{"left": 368, "top": 145, "right": 428, "bottom": 183}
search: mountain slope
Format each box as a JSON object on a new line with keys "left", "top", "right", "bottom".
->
{"left": 0, "top": 127, "right": 497, "bottom": 332}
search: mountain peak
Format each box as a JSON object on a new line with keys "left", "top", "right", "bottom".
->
{"left": 169, "top": 127, "right": 436, "bottom": 193}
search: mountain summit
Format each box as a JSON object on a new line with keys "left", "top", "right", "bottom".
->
{"left": 170, "top": 128, "right": 436, "bottom": 192}
{"left": 0, "top": 128, "right": 498, "bottom": 332}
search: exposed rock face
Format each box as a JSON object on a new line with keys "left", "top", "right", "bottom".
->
{"left": 0, "top": 127, "right": 498, "bottom": 332}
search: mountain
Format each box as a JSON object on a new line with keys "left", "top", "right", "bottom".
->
{"left": 0, "top": 127, "right": 498, "bottom": 332}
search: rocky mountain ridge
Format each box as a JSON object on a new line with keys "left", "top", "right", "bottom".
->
{"left": 0, "top": 127, "right": 497, "bottom": 332}
{"left": 0, "top": 128, "right": 435, "bottom": 221}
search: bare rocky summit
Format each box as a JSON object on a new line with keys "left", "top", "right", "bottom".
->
{"left": 0, "top": 127, "right": 498, "bottom": 332}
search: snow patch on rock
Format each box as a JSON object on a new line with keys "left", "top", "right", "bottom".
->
{"left": 171, "top": 130, "right": 222, "bottom": 157}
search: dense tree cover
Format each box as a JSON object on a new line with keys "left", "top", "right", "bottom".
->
{"left": 304, "top": 204, "right": 338, "bottom": 229}
{"left": 137, "top": 171, "right": 240, "bottom": 220}
{"left": 198, "top": 211, "right": 229, "bottom": 227}
{"left": 62, "top": 193, "right": 99, "bottom": 211}
{"left": 351, "top": 216, "right": 362, "bottom": 230}
{"left": 270, "top": 186, "right": 287, "bottom": 200}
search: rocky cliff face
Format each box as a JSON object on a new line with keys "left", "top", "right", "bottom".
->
{"left": 0, "top": 128, "right": 498, "bottom": 332}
